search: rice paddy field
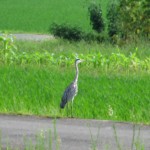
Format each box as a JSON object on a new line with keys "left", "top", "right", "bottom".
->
{"left": 0, "top": 0, "right": 108, "bottom": 33}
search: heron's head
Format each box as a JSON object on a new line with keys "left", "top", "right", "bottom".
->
{"left": 75, "top": 58, "right": 84, "bottom": 64}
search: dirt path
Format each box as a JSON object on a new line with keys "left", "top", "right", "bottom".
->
{"left": 0, "top": 114, "right": 150, "bottom": 150}
{"left": 13, "top": 33, "right": 54, "bottom": 41}
{"left": 0, "top": 33, "right": 54, "bottom": 41}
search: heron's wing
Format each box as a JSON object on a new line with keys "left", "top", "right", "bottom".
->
{"left": 60, "top": 83, "right": 76, "bottom": 108}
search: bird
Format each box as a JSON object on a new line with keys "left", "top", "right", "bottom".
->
{"left": 60, "top": 58, "right": 83, "bottom": 117}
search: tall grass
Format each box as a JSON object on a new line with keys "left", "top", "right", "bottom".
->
{"left": 0, "top": 65, "right": 149, "bottom": 124}
{"left": 15, "top": 39, "right": 150, "bottom": 59}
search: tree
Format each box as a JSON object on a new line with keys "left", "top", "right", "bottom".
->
{"left": 142, "top": 0, "right": 150, "bottom": 37}
{"left": 88, "top": 2, "right": 105, "bottom": 33}
{"left": 118, "top": 0, "right": 149, "bottom": 39}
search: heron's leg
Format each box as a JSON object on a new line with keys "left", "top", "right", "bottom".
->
{"left": 66, "top": 102, "right": 69, "bottom": 117}
{"left": 71, "top": 98, "right": 74, "bottom": 118}
{"left": 71, "top": 101, "right": 73, "bottom": 118}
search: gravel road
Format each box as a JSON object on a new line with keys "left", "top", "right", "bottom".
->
{"left": 0, "top": 114, "right": 150, "bottom": 150}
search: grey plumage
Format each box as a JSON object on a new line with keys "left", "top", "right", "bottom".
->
{"left": 60, "top": 59, "right": 83, "bottom": 112}
{"left": 60, "top": 82, "right": 77, "bottom": 108}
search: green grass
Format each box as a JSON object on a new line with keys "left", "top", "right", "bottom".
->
{"left": 15, "top": 38, "right": 150, "bottom": 59}
{"left": 0, "top": 35, "right": 149, "bottom": 124}
{"left": 0, "top": 65, "right": 149, "bottom": 124}
{"left": 0, "top": 0, "right": 109, "bottom": 33}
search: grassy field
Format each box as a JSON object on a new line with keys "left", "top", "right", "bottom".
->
{"left": 0, "top": 64, "right": 149, "bottom": 124}
{"left": 0, "top": 0, "right": 109, "bottom": 33}
{"left": 0, "top": 34, "right": 150, "bottom": 124}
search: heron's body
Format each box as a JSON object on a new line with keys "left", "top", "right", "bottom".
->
{"left": 60, "top": 59, "right": 83, "bottom": 117}
{"left": 60, "top": 81, "right": 78, "bottom": 109}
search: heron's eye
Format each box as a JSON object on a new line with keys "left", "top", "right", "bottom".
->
{"left": 75, "top": 59, "right": 80, "bottom": 63}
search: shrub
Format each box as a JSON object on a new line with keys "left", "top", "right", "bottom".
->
{"left": 88, "top": 2, "right": 105, "bottom": 33}
{"left": 83, "top": 32, "right": 105, "bottom": 43}
{"left": 50, "top": 23, "right": 83, "bottom": 41}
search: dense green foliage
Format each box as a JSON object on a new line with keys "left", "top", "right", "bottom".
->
{"left": 49, "top": 0, "right": 149, "bottom": 42}
{"left": 107, "top": 1, "right": 119, "bottom": 40}
{"left": 50, "top": 23, "right": 83, "bottom": 41}
{"left": 118, "top": 0, "right": 150, "bottom": 39}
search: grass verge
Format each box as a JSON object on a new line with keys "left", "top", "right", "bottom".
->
{"left": 0, "top": 65, "right": 149, "bottom": 124}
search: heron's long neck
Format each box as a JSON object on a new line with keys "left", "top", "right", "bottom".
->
{"left": 74, "top": 63, "right": 79, "bottom": 83}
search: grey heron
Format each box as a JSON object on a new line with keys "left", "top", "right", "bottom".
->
{"left": 60, "top": 58, "right": 83, "bottom": 117}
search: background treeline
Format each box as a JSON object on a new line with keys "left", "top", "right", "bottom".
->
{"left": 50, "top": 0, "right": 150, "bottom": 43}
